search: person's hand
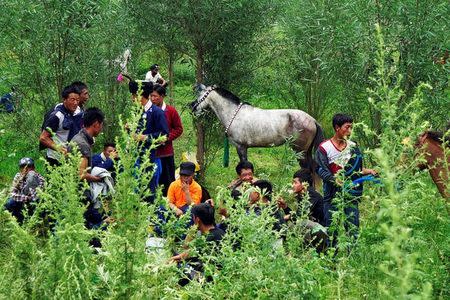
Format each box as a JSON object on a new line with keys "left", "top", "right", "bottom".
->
{"left": 59, "top": 146, "right": 68, "bottom": 156}
{"left": 205, "top": 199, "right": 214, "bottom": 207}
{"left": 283, "top": 214, "right": 291, "bottom": 221}
{"left": 277, "top": 197, "right": 287, "bottom": 209}
{"left": 175, "top": 208, "right": 183, "bottom": 217}
{"left": 170, "top": 254, "right": 181, "bottom": 262}
{"left": 335, "top": 178, "right": 343, "bottom": 187}
{"left": 362, "top": 168, "right": 378, "bottom": 176}
{"left": 181, "top": 181, "right": 190, "bottom": 193}
{"left": 218, "top": 207, "right": 228, "bottom": 217}
{"left": 110, "top": 150, "right": 118, "bottom": 159}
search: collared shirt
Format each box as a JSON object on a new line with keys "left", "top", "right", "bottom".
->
{"left": 144, "top": 99, "right": 152, "bottom": 112}
{"left": 167, "top": 178, "right": 202, "bottom": 208}
{"left": 10, "top": 171, "right": 45, "bottom": 202}
{"left": 71, "top": 128, "right": 95, "bottom": 166}
{"left": 43, "top": 104, "right": 77, "bottom": 161}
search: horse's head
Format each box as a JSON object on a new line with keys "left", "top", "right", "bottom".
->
{"left": 190, "top": 84, "right": 214, "bottom": 115}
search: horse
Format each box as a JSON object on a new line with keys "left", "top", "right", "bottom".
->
{"left": 190, "top": 84, "right": 325, "bottom": 171}
{"left": 416, "top": 130, "right": 449, "bottom": 199}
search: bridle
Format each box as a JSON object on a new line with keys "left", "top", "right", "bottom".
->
{"left": 192, "top": 86, "right": 215, "bottom": 110}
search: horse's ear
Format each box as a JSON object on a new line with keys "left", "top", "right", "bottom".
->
{"left": 193, "top": 83, "right": 207, "bottom": 94}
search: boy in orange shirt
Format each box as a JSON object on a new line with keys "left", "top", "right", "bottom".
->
{"left": 167, "top": 162, "right": 202, "bottom": 216}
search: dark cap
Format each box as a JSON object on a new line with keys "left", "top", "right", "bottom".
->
{"left": 179, "top": 162, "right": 196, "bottom": 176}
{"left": 19, "top": 157, "right": 34, "bottom": 168}
{"left": 150, "top": 64, "right": 159, "bottom": 71}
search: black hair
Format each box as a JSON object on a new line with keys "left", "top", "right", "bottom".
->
{"left": 153, "top": 84, "right": 166, "bottom": 97}
{"left": 83, "top": 107, "right": 105, "bottom": 127}
{"left": 150, "top": 64, "right": 159, "bottom": 71}
{"left": 104, "top": 142, "right": 116, "bottom": 149}
{"left": 332, "top": 113, "right": 353, "bottom": 130}
{"left": 252, "top": 179, "right": 273, "bottom": 201}
{"left": 71, "top": 81, "right": 88, "bottom": 92}
{"left": 235, "top": 161, "right": 254, "bottom": 175}
{"left": 191, "top": 203, "right": 215, "bottom": 225}
{"left": 61, "top": 84, "right": 80, "bottom": 99}
{"left": 293, "top": 169, "right": 313, "bottom": 185}
{"left": 141, "top": 82, "right": 153, "bottom": 99}
{"left": 129, "top": 81, "right": 138, "bottom": 94}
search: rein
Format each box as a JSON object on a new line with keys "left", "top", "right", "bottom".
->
{"left": 225, "top": 103, "right": 243, "bottom": 136}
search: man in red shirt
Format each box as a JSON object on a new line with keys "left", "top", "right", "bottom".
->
{"left": 150, "top": 84, "right": 183, "bottom": 196}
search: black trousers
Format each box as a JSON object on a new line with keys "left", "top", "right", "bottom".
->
{"left": 158, "top": 156, "right": 175, "bottom": 197}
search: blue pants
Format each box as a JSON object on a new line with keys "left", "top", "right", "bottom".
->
{"left": 135, "top": 157, "right": 162, "bottom": 204}
{"left": 323, "top": 196, "right": 360, "bottom": 247}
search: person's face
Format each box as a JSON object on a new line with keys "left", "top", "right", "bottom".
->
{"left": 335, "top": 122, "right": 353, "bottom": 139}
{"left": 103, "top": 146, "right": 116, "bottom": 158}
{"left": 63, "top": 93, "right": 79, "bottom": 113}
{"left": 151, "top": 68, "right": 158, "bottom": 76}
{"left": 140, "top": 95, "right": 149, "bottom": 106}
{"left": 292, "top": 178, "right": 305, "bottom": 194}
{"left": 239, "top": 168, "right": 253, "bottom": 183}
{"left": 150, "top": 91, "right": 164, "bottom": 107}
{"left": 19, "top": 166, "right": 29, "bottom": 175}
{"left": 79, "top": 88, "right": 90, "bottom": 106}
{"left": 180, "top": 174, "right": 193, "bottom": 185}
{"left": 92, "top": 121, "right": 103, "bottom": 137}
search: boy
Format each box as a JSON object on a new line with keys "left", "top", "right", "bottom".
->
{"left": 315, "top": 113, "right": 376, "bottom": 241}
{"left": 167, "top": 162, "right": 202, "bottom": 216}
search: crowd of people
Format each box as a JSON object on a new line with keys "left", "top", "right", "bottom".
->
{"left": 3, "top": 64, "right": 377, "bottom": 283}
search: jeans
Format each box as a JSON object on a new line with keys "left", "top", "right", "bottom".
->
{"left": 4, "top": 198, "right": 34, "bottom": 224}
{"left": 323, "top": 196, "right": 360, "bottom": 248}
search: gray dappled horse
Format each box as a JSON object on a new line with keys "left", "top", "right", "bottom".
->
{"left": 190, "top": 84, "right": 325, "bottom": 171}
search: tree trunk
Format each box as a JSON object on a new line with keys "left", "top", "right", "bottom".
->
{"left": 195, "top": 48, "right": 206, "bottom": 178}
{"left": 168, "top": 50, "right": 175, "bottom": 105}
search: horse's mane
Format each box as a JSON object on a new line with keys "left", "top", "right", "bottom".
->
{"left": 214, "top": 87, "right": 247, "bottom": 106}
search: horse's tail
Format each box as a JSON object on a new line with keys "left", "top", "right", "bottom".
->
{"left": 305, "top": 121, "right": 325, "bottom": 186}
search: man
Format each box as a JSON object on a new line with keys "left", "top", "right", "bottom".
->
{"left": 133, "top": 81, "right": 169, "bottom": 203}
{"left": 315, "top": 113, "right": 377, "bottom": 243}
{"left": 39, "top": 84, "right": 80, "bottom": 166}
{"left": 144, "top": 64, "right": 166, "bottom": 86}
{"left": 171, "top": 203, "right": 225, "bottom": 262}
{"left": 4, "top": 157, "right": 45, "bottom": 224}
{"left": 92, "top": 142, "right": 117, "bottom": 174}
{"left": 229, "top": 161, "right": 257, "bottom": 199}
{"left": 167, "top": 162, "right": 202, "bottom": 216}
{"left": 171, "top": 203, "right": 225, "bottom": 286}
{"left": 150, "top": 84, "right": 183, "bottom": 196}
{"left": 71, "top": 81, "right": 90, "bottom": 134}
{"left": 278, "top": 169, "right": 325, "bottom": 226}
{"left": 70, "top": 107, "right": 105, "bottom": 229}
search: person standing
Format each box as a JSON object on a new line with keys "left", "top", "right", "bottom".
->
{"left": 150, "top": 84, "right": 183, "bottom": 196}
{"left": 134, "top": 82, "right": 169, "bottom": 203}
{"left": 315, "top": 113, "right": 377, "bottom": 245}
{"left": 39, "top": 84, "right": 80, "bottom": 166}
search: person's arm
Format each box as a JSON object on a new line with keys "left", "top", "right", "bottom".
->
{"left": 361, "top": 168, "right": 378, "bottom": 176}
{"left": 167, "top": 184, "right": 183, "bottom": 216}
{"left": 171, "top": 250, "right": 189, "bottom": 262}
{"left": 315, "top": 148, "right": 335, "bottom": 183}
{"left": 79, "top": 157, "right": 101, "bottom": 182}
{"left": 40, "top": 113, "right": 69, "bottom": 154}
{"left": 167, "top": 108, "right": 183, "bottom": 142}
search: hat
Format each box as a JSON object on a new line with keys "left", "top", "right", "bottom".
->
{"left": 150, "top": 64, "right": 159, "bottom": 71}
{"left": 19, "top": 157, "right": 34, "bottom": 168}
{"left": 179, "top": 162, "right": 196, "bottom": 176}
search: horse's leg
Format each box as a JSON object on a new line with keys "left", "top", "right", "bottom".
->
{"left": 236, "top": 145, "right": 248, "bottom": 162}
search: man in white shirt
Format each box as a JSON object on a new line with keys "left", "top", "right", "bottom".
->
{"left": 145, "top": 64, "right": 166, "bottom": 86}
